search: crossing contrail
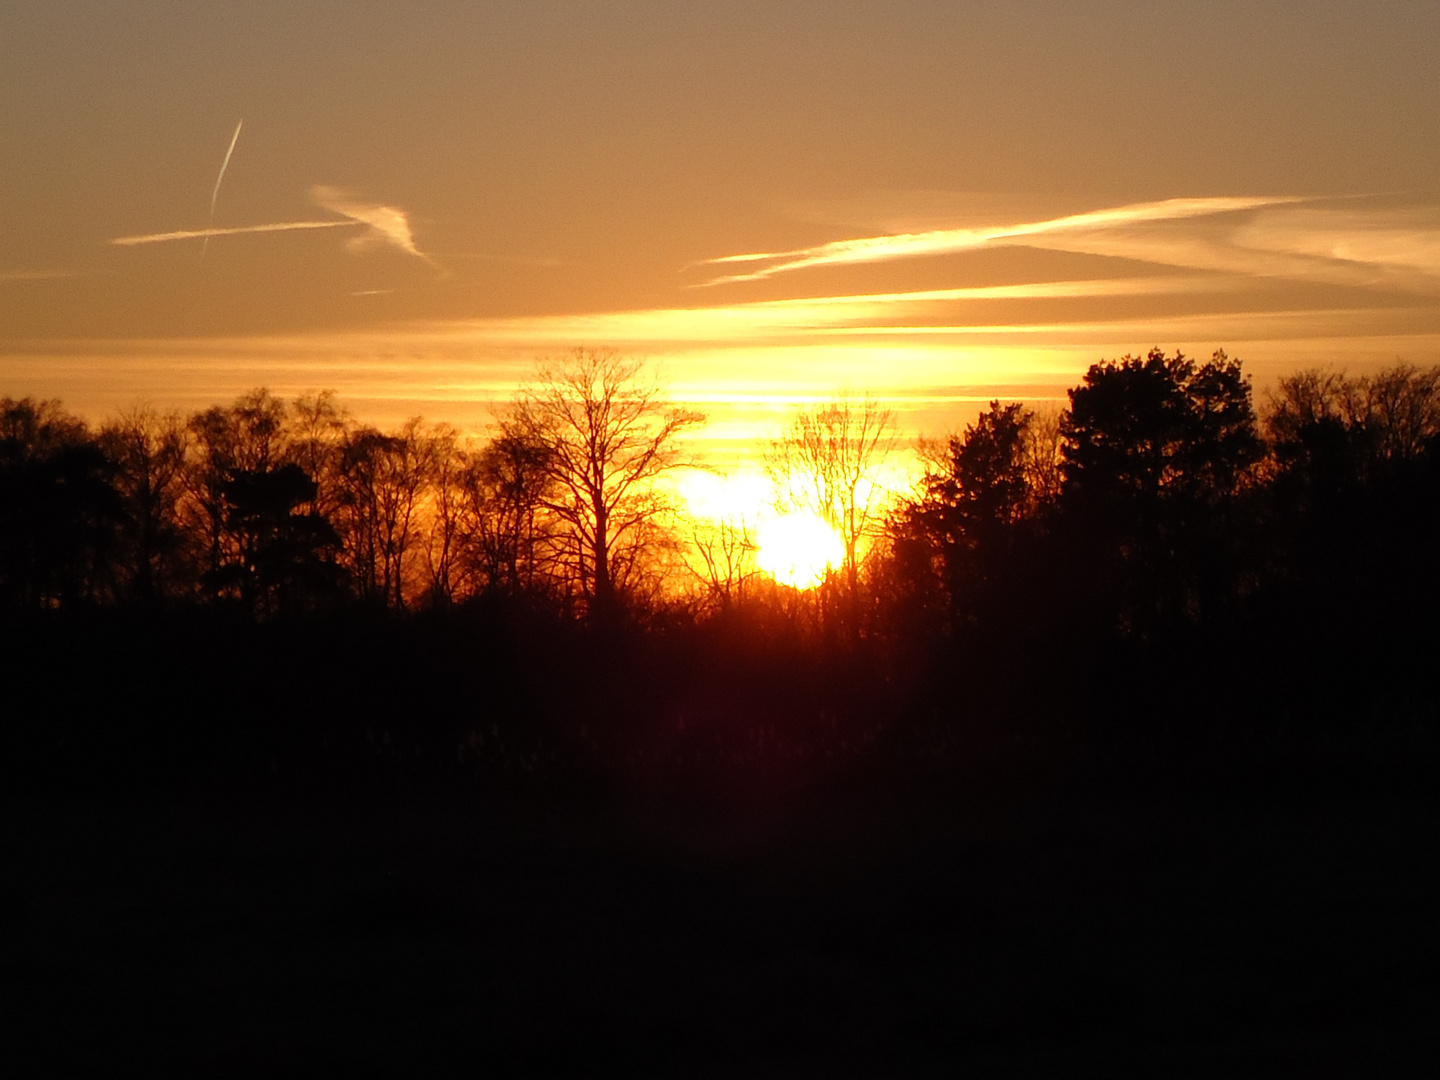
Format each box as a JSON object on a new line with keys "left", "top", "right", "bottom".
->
{"left": 211, "top": 120, "right": 243, "bottom": 218}
{"left": 203, "top": 120, "right": 243, "bottom": 258}
{"left": 113, "top": 176, "right": 434, "bottom": 267}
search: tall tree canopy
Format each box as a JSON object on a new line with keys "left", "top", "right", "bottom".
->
{"left": 1062, "top": 348, "right": 1262, "bottom": 510}
{"left": 1058, "top": 349, "right": 1263, "bottom": 634}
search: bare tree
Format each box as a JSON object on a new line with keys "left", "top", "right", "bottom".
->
{"left": 1265, "top": 362, "right": 1440, "bottom": 478}
{"left": 463, "top": 430, "right": 559, "bottom": 598}
{"left": 335, "top": 418, "right": 435, "bottom": 608}
{"left": 498, "top": 349, "right": 705, "bottom": 616}
{"left": 767, "top": 393, "right": 897, "bottom": 598}
{"left": 686, "top": 514, "right": 759, "bottom": 611}
{"left": 418, "top": 424, "right": 467, "bottom": 606}
{"left": 1356, "top": 363, "right": 1440, "bottom": 463}
{"left": 100, "top": 406, "right": 192, "bottom": 603}
{"left": 287, "top": 390, "right": 353, "bottom": 521}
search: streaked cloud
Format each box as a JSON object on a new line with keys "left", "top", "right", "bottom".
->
{"left": 696, "top": 195, "right": 1440, "bottom": 300}
{"left": 34, "top": 188, "right": 1440, "bottom": 446}
{"left": 12, "top": 312, "right": 1439, "bottom": 447}
{"left": 695, "top": 196, "right": 1301, "bottom": 284}
{"left": 403, "top": 276, "right": 1232, "bottom": 345}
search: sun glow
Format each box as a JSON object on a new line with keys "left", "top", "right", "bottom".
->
{"left": 675, "top": 468, "right": 772, "bottom": 522}
{"left": 756, "top": 512, "right": 845, "bottom": 590}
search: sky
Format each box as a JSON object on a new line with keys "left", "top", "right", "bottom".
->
{"left": 5, "top": 0, "right": 1440, "bottom": 461}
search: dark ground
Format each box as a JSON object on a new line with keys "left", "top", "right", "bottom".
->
{"left": 5, "top": 759, "right": 1438, "bottom": 1076}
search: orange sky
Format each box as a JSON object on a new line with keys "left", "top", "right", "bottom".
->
{"left": 5, "top": 1, "right": 1440, "bottom": 453}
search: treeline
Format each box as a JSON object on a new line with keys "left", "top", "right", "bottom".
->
{"left": 0, "top": 350, "right": 708, "bottom": 619}
{"left": 3, "top": 348, "right": 1439, "bottom": 795}
{"left": 886, "top": 350, "right": 1440, "bottom": 757}
{"left": 1, "top": 390, "right": 586, "bottom": 616}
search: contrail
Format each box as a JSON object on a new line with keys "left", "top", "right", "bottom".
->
{"left": 114, "top": 220, "right": 359, "bottom": 245}
{"left": 211, "top": 120, "right": 243, "bottom": 217}
{"left": 112, "top": 181, "right": 433, "bottom": 266}
{"left": 203, "top": 119, "right": 243, "bottom": 258}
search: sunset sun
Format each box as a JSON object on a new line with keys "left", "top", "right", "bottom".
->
{"left": 756, "top": 511, "right": 845, "bottom": 590}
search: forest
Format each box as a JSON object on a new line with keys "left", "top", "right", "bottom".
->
{"left": 3, "top": 346, "right": 1438, "bottom": 798}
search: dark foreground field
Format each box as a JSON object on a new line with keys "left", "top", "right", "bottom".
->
{"left": 6, "top": 758, "right": 1439, "bottom": 1076}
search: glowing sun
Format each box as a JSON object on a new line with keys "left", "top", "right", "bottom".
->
{"left": 756, "top": 512, "right": 845, "bottom": 589}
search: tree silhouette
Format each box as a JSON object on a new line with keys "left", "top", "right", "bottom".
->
{"left": 1062, "top": 349, "right": 1260, "bottom": 509}
{"left": 100, "top": 407, "right": 192, "bottom": 605}
{"left": 285, "top": 390, "right": 353, "bottom": 523}
{"left": 186, "top": 390, "right": 290, "bottom": 584}
{"left": 888, "top": 399, "right": 1069, "bottom": 647}
{"left": 499, "top": 349, "right": 704, "bottom": 618}
{"left": 334, "top": 420, "right": 434, "bottom": 609}
{"left": 686, "top": 513, "right": 759, "bottom": 611}
{"left": 0, "top": 398, "right": 122, "bottom": 610}
{"left": 1060, "top": 349, "right": 1262, "bottom": 633}
{"left": 416, "top": 424, "right": 467, "bottom": 607}
{"left": 208, "top": 463, "right": 344, "bottom": 616}
{"left": 936, "top": 402, "right": 1032, "bottom": 528}
{"left": 906, "top": 402, "right": 1033, "bottom": 616}
{"left": 463, "top": 431, "right": 559, "bottom": 599}
{"left": 1261, "top": 364, "right": 1440, "bottom": 663}
{"left": 1266, "top": 363, "right": 1440, "bottom": 490}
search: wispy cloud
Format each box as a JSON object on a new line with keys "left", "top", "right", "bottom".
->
{"left": 1013, "top": 205, "right": 1440, "bottom": 295}
{"left": 310, "top": 185, "right": 437, "bottom": 267}
{"left": 1232, "top": 207, "right": 1440, "bottom": 283}
{"left": 695, "top": 196, "right": 1300, "bottom": 284}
